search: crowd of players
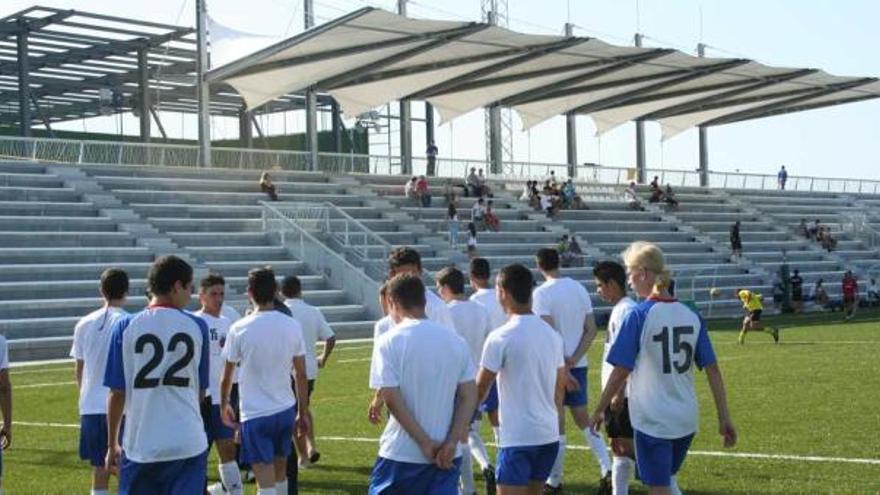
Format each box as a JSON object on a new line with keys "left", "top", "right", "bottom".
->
{"left": 0, "top": 238, "right": 743, "bottom": 495}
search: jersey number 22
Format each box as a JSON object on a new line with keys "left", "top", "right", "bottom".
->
{"left": 134, "top": 333, "right": 195, "bottom": 388}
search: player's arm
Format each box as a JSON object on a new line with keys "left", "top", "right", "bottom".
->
{"left": 292, "top": 355, "right": 310, "bottom": 437}
{"left": 368, "top": 389, "right": 385, "bottom": 425}
{"left": 318, "top": 336, "right": 336, "bottom": 368}
{"left": 475, "top": 367, "right": 496, "bottom": 405}
{"left": 591, "top": 366, "right": 630, "bottom": 426}
{"left": 569, "top": 312, "right": 598, "bottom": 367}
{"left": 219, "top": 360, "right": 238, "bottom": 428}
{"left": 381, "top": 387, "right": 438, "bottom": 461}
{"left": 74, "top": 359, "right": 84, "bottom": 389}
{"left": 0, "top": 368, "right": 11, "bottom": 450}
{"left": 106, "top": 389, "right": 124, "bottom": 472}
{"left": 705, "top": 363, "right": 737, "bottom": 448}
{"left": 437, "top": 380, "right": 477, "bottom": 469}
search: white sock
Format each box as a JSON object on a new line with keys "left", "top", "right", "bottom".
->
{"left": 219, "top": 461, "right": 244, "bottom": 495}
{"left": 257, "top": 489, "right": 276, "bottom": 495}
{"left": 492, "top": 426, "right": 500, "bottom": 446}
{"left": 91, "top": 490, "right": 108, "bottom": 495}
{"left": 275, "top": 480, "right": 288, "bottom": 495}
{"left": 546, "top": 435, "right": 566, "bottom": 487}
{"left": 670, "top": 475, "right": 683, "bottom": 495}
{"left": 583, "top": 426, "right": 612, "bottom": 474}
{"left": 468, "top": 420, "right": 491, "bottom": 471}
{"left": 459, "top": 442, "right": 475, "bottom": 494}
{"left": 612, "top": 457, "right": 634, "bottom": 495}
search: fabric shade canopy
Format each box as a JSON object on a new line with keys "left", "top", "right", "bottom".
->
{"left": 207, "top": 7, "right": 880, "bottom": 139}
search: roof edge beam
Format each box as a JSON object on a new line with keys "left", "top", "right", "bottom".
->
{"left": 722, "top": 93, "right": 880, "bottom": 125}
{"left": 0, "top": 9, "right": 74, "bottom": 36}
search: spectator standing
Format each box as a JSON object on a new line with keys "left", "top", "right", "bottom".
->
{"left": 842, "top": 271, "right": 859, "bottom": 321}
{"left": 813, "top": 279, "right": 829, "bottom": 309}
{"left": 484, "top": 200, "right": 500, "bottom": 232}
{"left": 664, "top": 184, "right": 679, "bottom": 209}
{"left": 443, "top": 179, "right": 456, "bottom": 204}
{"left": 426, "top": 140, "right": 439, "bottom": 176}
{"left": 778, "top": 166, "right": 788, "bottom": 190}
{"left": 648, "top": 177, "right": 663, "bottom": 203}
{"left": 260, "top": 172, "right": 279, "bottom": 201}
{"left": 562, "top": 180, "right": 576, "bottom": 209}
{"left": 808, "top": 219, "right": 820, "bottom": 239}
{"left": 471, "top": 198, "right": 486, "bottom": 230}
{"left": 624, "top": 182, "right": 643, "bottom": 211}
{"left": 447, "top": 203, "right": 460, "bottom": 249}
{"left": 730, "top": 221, "right": 743, "bottom": 259}
{"left": 520, "top": 181, "right": 532, "bottom": 201}
{"left": 477, "top": 169, "right": 491, "bottom": 197}
{"left": 868, "top": 278, "right": 880, "bottom": 306}
{"left": 790, "top": 269, "right": 804, "bottom": 313}
{"left": 466, "top": 168, "right": 480, "bottom": 197}
{"left": 467, "top": 222, "right": 478, "bottom": 258}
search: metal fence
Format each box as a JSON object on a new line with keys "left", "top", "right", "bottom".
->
{"left": 2, "top": 134, "right": 880, "bottom": 194}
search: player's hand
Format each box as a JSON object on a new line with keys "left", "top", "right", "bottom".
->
{"left": 610, "top": 393, "right": 624, "bottom": 413}
{"left": 0, "top": 422, "right": 11, "bottom": 450}
{"left": 434, "top": 440, "right": 457, "bottom": 470}
{"left": 220, "top": 403, "right": 239, "bottom": 430}
{"left": 418, "top": 439, "right": 441, "bottom": 464}
{"left": 105, "top": 443, "right": 121, "bottom": 475}
{"left": 719, "top": 419, "right": 737, "bottom": 448}
{"left": 296, "top": 413, "right": 311, "bottom": 438}
{"left": 564, "top": 356, "right": 577, "bottom": 369}
{"left": 565, "top": 371, "right": 580, "bottom": 392}
{"left": 588, "top": 410, "right": 605, "bottom": 435}
{"left": 368, "top": 397, "right": 384, "bottom": 425}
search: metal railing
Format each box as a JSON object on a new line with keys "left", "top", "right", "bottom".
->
{"left": 842, "top": 212, "right": 880, "bottom": 249}
{"left": 3, "top": 134, "right": 880, "bottom": 194}
{"left": 261, "top": 201, "right": 381, "bottom": 318}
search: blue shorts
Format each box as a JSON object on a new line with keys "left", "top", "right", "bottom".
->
{"left": 240, "top": 405, "right": 296, "bottom": 465}
{"left": 79, "top": 414, "right": 108, "bottom": 467}
{"left": 119, "top": 450, "right": 207, "bottom": 495}
{"left": 368, "top": 456, "right": 461, "bottom": 495}
{"left": 208, "top": 404, "right": 236, "bottom": 443}
{"left": 563, "top": 367, "right": 588, "bottom": 407}
{"left": 634, "top": 430, "right": 695, "bottom": 487}
{"left": 479, "top": 382, "right": 499, "bottom": 413}
{"left": 496, "top": 442, "right": 559, "bottom": 487}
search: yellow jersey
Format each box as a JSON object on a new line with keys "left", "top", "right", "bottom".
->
{"left": 738, "top": 290, "right": 763, "bottom": 312}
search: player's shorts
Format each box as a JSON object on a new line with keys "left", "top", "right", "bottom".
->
{"left": 604, "top": 399, "right": 634, "bottom": 439}
{"left": 844, "top": 294, "right": 856, "bottom": 304}
{"left": 563, "top": 367, "right": 588, "bottom": 407}
{"left": 496, "top": 441, "right": 559, "bottom": 486}
{"left": 202, "top": 384, "right": 239, "bottom": 445}
{"left": 119, "top": 450, "right": 208, "bottom": 495}
{"left": 479, "top": 382, "right": 498, "bottom": 413}
{"left": 79, "top": 414, "right": 109, "bottom": 467}
{"left": 240, "top": 405, "right": 296, "bottom": 465}
{"left": 748, "top": 309, "right": 762, "bottom": 322}
{"left": 792, "top": 291, "right": 803, "bottom": 302}
{"left": 633, "top": 430, "right": 694, "bottom": 487}
{"left": 368, "top": 456, "right": 461, "bottom": 495}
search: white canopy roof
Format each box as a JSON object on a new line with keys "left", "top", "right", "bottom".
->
{"left": 207, "top": 7, "right": 880, "bottom": 138}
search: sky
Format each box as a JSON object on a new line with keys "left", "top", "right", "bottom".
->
{"left": 6, "top": 0, "right": 880, "bottom": 180}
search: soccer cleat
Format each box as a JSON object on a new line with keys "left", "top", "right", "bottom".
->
{"left": 483, "top": 465, "right": 497, "bottom": 495}
{"left": 244, "top": 470, "right": 255, "bottom": 483}
{"left": 597, "top": 471, "right": 612, "bottom": 495}
{"left": 771, "top": 327, "right": 780, "bottom": 343}
{"left": 207, "top": 482, "right": 227, "bottom": 495}
{"left": 298, "top": 460, "right": 312, "bottom": 470}
{"left": 542, "top": 483, "right": 564, "bottom": 494}
{"left": 309, "top": 451, "right": 321, "bottom": 464}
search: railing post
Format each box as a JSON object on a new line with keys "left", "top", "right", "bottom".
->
{"left": 810, "top": 178, "right": 815, "bottom": 192}
{"left": 77, "top": 142, "right": 84, "bottom": 164}
{"left": 31, "top": 139, "right": 37, "bottom": 160}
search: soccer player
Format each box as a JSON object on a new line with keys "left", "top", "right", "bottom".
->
{"left": 193, "top": 274, "right": 244, "bottom": 495}
{"left": 436, "top": 267, "right": 494, "bottom": 495}
{"left": 467, "top": 257, "right": 506, "bottom": 472}
{"left": 842, "top": 270, "right": 859, "bottom": 321}
{"left": 282, "top": 275, "right": 337, "bottom": 469}
{"left": 0, "top": 328, "right": 11, "bottom": 495}
{"left": 71, "top": 268, "right": 130, "bottom": 495}
{"left": 737, "top": 289, "right": 779, "bottom": 344}
{"left": 103, "top": 255, "right": 210, "bottom": 494}
{"left": 790, "top": 269, "right": 804, "bottom": 313}
{"left": 591, "top": 242, "right": 737, "bottom": 495}
{"left": 593, "top": 261, "right": 637, "bottom": 495}
{"left": 476, "top": 264, "right": 566, "bottom": 495}
{"left": 221, "top": 267, "right": 310, "bottom": 495}
{"left": 368, "top": 273, "right": 478, "bottom": 494}
{"left": 532, "top": 248, "right": 611, "bottom": 493}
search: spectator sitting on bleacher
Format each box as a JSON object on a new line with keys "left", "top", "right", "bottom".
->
{"left": 867, "top": 278, "right": 880, "bottom": 306}
{"left": 416, "top": 175, "right": 431, "bottom": 207}
{"left": 260, "top": 172, "right": 279, "bottom": 201}
{"left": 539, "top": 192, "right": 555, "bottom": 218}
{"left": 664, "top": 184, "right": 680, "bottom": 209}
{"left": 818, "top": 226, "right": 837, "bottom": 252}
{"left": 798, "top": 218, "right": 809, "bottom": 239}
{"left": 404, "top": 176, "right": 417, "bottom": 202}
{"left": 477, "top": 168, "right": 492, "bottom": 197}
{"left": 529, "top": 181, "right": 541, "bottom": 209}
{"left": 467, "top": 222, "right": 478, "bottom": 257}
{"left": 484, "top": 200, "right": 500, "bottom": 232}
{"left": 520, "top": 181, "right": 532, "bottom": 201}
{"left": 812, "top": 279, "right": 830, "bottom": 309}
{"left": 548, "top": 170, "right": 558, "bottom": 188}
{"left": 471, "top": 197, "right": 486, "bottom": 229}
{"left": 649, "top": 176, "right": 664, "bottom": 203}
{"left": 443, "top": 179, "right": 457, "bottom": 204}
{"left": 624, "top": 181, "right": 644, "bottom": 210}
{"left": 465, "top": 167, "right": 480, "bottom": 197}
{"left": 561, "top": 179, "right": 576, "bottom": 208}
{"left": 568, "top": 236, "right": 583, "bottom": 263}
{"left": 808, "top": 218, "right": 820, "bottom": 239}
{"left": 447, "top": 203, "right": 459, "bottom": 249}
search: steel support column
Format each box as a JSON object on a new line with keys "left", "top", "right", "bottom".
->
{"left": 16, "top": 23, "right": 32, "bottom": 137}
{"left": 489, "top": 104, "right": 502, "bottom": 174}
{"left": 697, "top": 43, "right": 709, "bottom": 187}
{"left": 304, "top": 0, "right": 318, "bottom": 170}
{"left": 634, "top": 33, "right": 646, "bottom": 183}
{"left": 196, "top": 0, "right": 211, "bottom": 167}
{"left": 331, "top": 100, "right": 342, "bottom": 152}
{"left": 136, "top": 47, "right": 151, "bottom": 142}
{"left": 425, "top": 103, "right": 435, "bottom": 147}
{"left": 397, "top": 0, "right": 412, "bottom": 175}
{"left": 238, "top": 108, "right": 253, "bottom": 148}
{"left": 564, "top": 22, "right": 577, "bottom": 178}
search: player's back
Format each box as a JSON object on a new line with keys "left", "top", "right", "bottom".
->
{"left": 104, "top": 306, "right": 209, "bottom": 463}
{"left": 193, "top": 310, "right": 233, "bottom": 405}
{"left": 284, "top": 298, "right": 333, "bottom": 379}
{"left": 425, "top": 289, "right": 455, "bottom": 329}
{"left": 447, "top": 299, "right": 491, "bottom": 367}
{"left": 602, "top": 297, "right": 636, "bottom": 390}
{"left": 72, "top": 306, "right": 129, "bottom": 415}
{"left": 533, "top": 277, "right": 592, "bottom": 366}
{"left": 470, "top": 288, "right": 507, "bottom": 329}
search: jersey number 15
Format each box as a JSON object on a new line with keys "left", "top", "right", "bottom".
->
{"left": 652, "top": 326, "right": 694, "bottom": 374}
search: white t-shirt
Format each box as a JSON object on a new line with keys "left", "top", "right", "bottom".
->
{"left": 284, "top": 298, "right": 335, "bottom": 380}
{"left": 471, "top": 202, "right": 485, "bottom": 219}
{"left": 607, "top": 298, "right": 717, "bottom": 439}
{"left": 221, "top": 304, "right": 241, "bottom": 321}
{"left": 601, "top": 297, "right": 637, "bottom": 394}
{"left": 193, "top": 311, "right": 234, "bottom": 405}
{"left": 103, "top": 306, "right": 209, "bottom": 463}
{"left": 223, "top": 310, "right": 306, "bottom": 422}
{"left": 533, "top": 277, "right": 594, "bottom": 368}
{"left": 374, "top": 315, "right": 394, "bottom": 339}
{"left": 0, "top": 335, "right": 7, "bottom": 370}
{"left": 481, "top": 314, "right": 564, "bottom": 448}
{"left": 425, "top": 289, "right": 455, "bottom": 330}
{"left": 540, "top": 195, "right": 552, "bottom": 210}
{"left": 470, "top": 288, "right": 507, "bottom": 330}
{"left": 447, "top": 299, "right": 492, "bottom": 367}
{"left": 369, "top": 318, "right": 475, "bottom": 464}
{"left": 70, "top": 306, "right": 129, "bottom": 415}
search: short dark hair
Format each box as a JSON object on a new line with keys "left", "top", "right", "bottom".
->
{"left": 200, "top": 273, "right": 225, "bottom": 292}
{"left": 592, "top": 261, "right": 626, "bottom": 292}
{"left": 436, "top": 266, "right": 465, "bottom": 294}
{"left": 248, "top": 266, "right": 277, "bottom": 305}
{"left": 498, "top": 264, "right": 533, "bottom": 305}
{"left": 387, "top": 273, "right": 426, "bottom": 311}
{"left": 469, "top": 257, "right": 491, "bottom": 281}
{"left": 536, "top": 248, "right": 560, "bottom": 271}
{"left": 148, "top": 256, "right": 193, "bottom": 296}
{"left": 100, "top": 268, "right": 129, "bottom": 300}
{"left": 281, "top": 275, "right": 302, "bottom": 298}
{"left": 388, "top": 247, "right": 422, "bottom": 271}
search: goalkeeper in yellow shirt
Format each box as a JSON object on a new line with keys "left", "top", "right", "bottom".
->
{"left": 738, "top": 289, "right": 780, "bottom": 344}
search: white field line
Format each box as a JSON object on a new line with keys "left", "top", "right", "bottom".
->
{"left": 337, "top": 357, "right": 373, "bottom": 364}
{"left": 11, "top": 366, "right": 72, "bottom": 375}
{"left": 13, "top": 421, "right": 880, "bottom": 466}
{"left": 17, "top": 381, "right": 75, "bottom": 389}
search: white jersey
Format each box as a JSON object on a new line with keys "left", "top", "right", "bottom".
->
{"left": 425, "top": 288, "right": 455, "bottom": 330}
{"left": 470, "top": 287, "right": 507, "bottom": 330}
{"left": 193, "top": 311, "right": 234, "bottom": 405}
{"left": 223, "top": 310, "right": 306, "bottom": 422}
{"left": 103, "top": 306, "right": 209, "bottom": 463}
{"left": 447, "top": 299, "right": 492, "bottom": 367}
{"left": 370, "top": 318, "right": 475, "bottom": 464}
{"left": 601, "top": 297, "right": 637, "bottom": 395}
{"left": 221, "top": 303, "right": 241, "bottom": 321}
{"left": 0, "top": 335, "right": 8, "bottom": 370}
{"left": 481, "top": 314, "right": 564, "bottom": 448}
{"left": 607, "top": 298, "right": 717, "bottom": 439}
{"left": 70, "top": 306, "right": 129, "bottom": 416}
{"left": 533, "top": 277, "right": 594, "bottom": 368}
{"left": 284, "top": 299, "right": 335, "bottom": 380}
{"left": 374, "top": 315, "right": 394, "bottom": 339}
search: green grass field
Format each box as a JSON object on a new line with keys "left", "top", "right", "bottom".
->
{"left": 6, "top": 312, "right": 880, "bottom": 494}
